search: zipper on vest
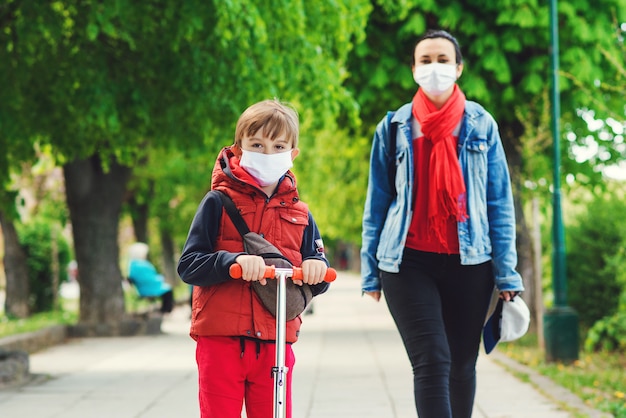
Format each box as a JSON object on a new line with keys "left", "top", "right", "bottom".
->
{"left": 254, "top": 197, "right": 271, "bottom": 237}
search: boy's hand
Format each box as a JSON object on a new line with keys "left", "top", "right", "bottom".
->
{"left": 294, "top": 259, "right": 328, "bottom": 286}
{"left": 234, "top": 255, "right": 268, "bottom": 285}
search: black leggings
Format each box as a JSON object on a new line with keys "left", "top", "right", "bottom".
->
{"left": 381, "top": 249, "right": 494, "bottom": 418}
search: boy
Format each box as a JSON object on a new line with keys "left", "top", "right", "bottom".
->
{"left": 177, "top": 99, "right": 330, "bottom": 418}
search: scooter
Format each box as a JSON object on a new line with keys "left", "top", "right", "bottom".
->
{"left": 229, "top": 264, "right": 337, "bottom": 418}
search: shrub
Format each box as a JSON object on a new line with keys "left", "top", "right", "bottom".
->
{"left": 18, "top": 220, "right": 71, "bottom": 313}
{"left": 585, "top": 311, "right": 626, "bottom": 352}
{"left": 566, "top": 193, "right": 626, "bottom": 328}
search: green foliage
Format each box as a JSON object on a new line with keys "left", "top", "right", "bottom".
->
{"left": 585, "top": 311, "right": 626, "bottom": 352}
{"left": 0, "top": 1, "right": 373, "bottom": 324}
{"left": 2, "top": 0, "right": 625, "bottom": 305}
{"left": 17, "top": 220, "right": 71, "bottom": 313}
{"left": 0, "top": 0, "right": 372, "bottom": 191}
{"left": 347, "top": 0, "right": 626, "bottom": 196}
{"left": 0, "top": 309, "right": 77, "bottom": 339}
{"left": 295, "top": 120, "right": 371, "bottom": 243}
{"left": 504, "top": 334, "right": 626, "bottom": 417}
{"left": 566, "top": 192, "right": 626, "bottom": 328}
{"left": 584, "top": 224, "right": 626, "bottom": 353}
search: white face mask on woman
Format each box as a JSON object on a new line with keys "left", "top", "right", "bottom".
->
{"left": 239, "top": 149, "right": 294, "bottom": 187}
{"left": 413, "top": 63, "right": 457, "bottom": 96}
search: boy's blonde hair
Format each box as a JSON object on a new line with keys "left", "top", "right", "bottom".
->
{"left": 234, "top": 99, "right": 299, "bottom": 148}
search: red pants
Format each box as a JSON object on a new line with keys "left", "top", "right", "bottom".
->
{"left": 196, "top": 336, "right": 295, "bottom": 418}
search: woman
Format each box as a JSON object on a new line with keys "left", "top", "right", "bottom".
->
{"left": 360, "top": 29, "right": 524, "bottom": 418}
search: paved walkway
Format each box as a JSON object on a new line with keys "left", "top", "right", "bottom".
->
{"left": 0, "top": 272, "right": 608, "bottom": 417}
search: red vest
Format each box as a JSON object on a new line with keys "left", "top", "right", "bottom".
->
{"left": 190, "top": 154, "right": 310, "bottom": 343}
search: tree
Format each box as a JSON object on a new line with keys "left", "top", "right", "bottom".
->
{"left": 295, "top": 123, "right": 372, "bottom": 245}
{"left": 0, "top": 1, "right": 370, "bottom": 334}
{"left": 0, "top": 203, "right": 30, "bottom": 318}
{"left": 121, "top": 147, "right": 216, "bottom": 285}
{"left": 566, "top": 191, "right": 626, "bottom": 328}
{"left": 0, "top": 141, "right": 70, "bottom": 318}
{"left": 340, "top": 0, "right": 625, "bottom": 325}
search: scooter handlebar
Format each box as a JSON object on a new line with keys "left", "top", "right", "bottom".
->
{"left": 229, "top": 264, "right": 337, "bottom": 282}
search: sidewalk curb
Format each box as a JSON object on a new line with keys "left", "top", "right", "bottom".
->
{"left": 491, "top": 351, "right": 613, "bottom": 418}
{"left": 0, "top": 325, "right": 68, "bottom": 355}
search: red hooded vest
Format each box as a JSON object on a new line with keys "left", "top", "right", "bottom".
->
{"left": 190, "top": 147, "right": 309, "bottom": 343}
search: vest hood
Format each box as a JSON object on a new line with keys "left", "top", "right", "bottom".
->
{"left": 211, "top": 147, "right": 299, "bottom": 199}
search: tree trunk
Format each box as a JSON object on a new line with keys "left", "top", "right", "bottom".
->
{"left": 0, "top": 210, "right": 30, "bottom": 318}
{"left": 500, "top": 121, "right": 538, "bottom": 334}
{"left": 63, "top": 155, "right": 131, "bottom": 335}
{"left": 514, "top": 189, "right": 537, "bottom": 333}
{"left": 159, "top": 226, "right": 178, "bottom": 287}
{"left": 127, "top": 178, "right": 154, "bottom": 244}
{"left": 128, "top": 195, "right": 150, "bottom": 244}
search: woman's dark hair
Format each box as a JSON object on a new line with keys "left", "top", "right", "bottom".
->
{"left": 412, "top": 29, "right": 463, "bottom": 65}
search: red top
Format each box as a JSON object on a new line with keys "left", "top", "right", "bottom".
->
{"left": 405, "top": 129, "right": 460, "bottom": 254}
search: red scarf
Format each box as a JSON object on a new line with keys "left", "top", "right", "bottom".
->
{"left": 412, "top": 85, "right": 468, "bottom": 245}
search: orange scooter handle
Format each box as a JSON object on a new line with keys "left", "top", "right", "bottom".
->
{"left": 229, "top": 264, "right": 337, "bottom": 282}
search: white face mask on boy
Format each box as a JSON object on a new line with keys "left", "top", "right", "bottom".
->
{"left": 413, "top": 63, "right": 457, "bottom": 96}
{"left": 239, "top": 149, "right": 293, "bottom": 187}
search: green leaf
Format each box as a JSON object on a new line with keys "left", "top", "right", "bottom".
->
{"left": 86, "top": 23, "right": 99, "bottom": 41}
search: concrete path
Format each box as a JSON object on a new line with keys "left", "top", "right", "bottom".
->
{"left": 0, "top": 272, "right": 608, "bottom": 417}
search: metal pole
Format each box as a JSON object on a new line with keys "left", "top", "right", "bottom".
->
{"left": 544, "top": 0, "right": 579, "bottom": 363}
{"left": 273, "top": 271, "right": 288, "bottom": 418}
{"left": 532, "top": 198, "right": 545, "bottom": 349}
{"left": 549, "top": 0, "right": 567, "bottom": 308}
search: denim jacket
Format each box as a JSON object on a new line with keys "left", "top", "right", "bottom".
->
{"left": 361, "top": 100, "right": 524, "bottom": 293}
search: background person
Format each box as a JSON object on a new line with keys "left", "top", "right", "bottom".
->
{"left": 360, "top": 29, "right": 524, "bottom": 418}
{"left": 127, "top": 242, "right": 174, "bottom": 314}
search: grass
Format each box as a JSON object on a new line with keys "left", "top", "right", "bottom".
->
{"left": 1, "top": 283, "right": 190, "bottom": 339}
{"left": 502, "top": 333, "right": 626, "bottom": 418}
{"left": 0, "top": 309, "right": 78, "bottom": 339}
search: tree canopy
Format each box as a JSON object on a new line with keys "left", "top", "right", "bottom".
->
{"left": 345, "top": 0, "right": 626, "bottom": 186}
{"left": 1, "top": 0, "right": 625, "bottom": 328}
{"left": 0, "top": 0, "right": 371, "bottom": 329}
{"left": 318, "top": 0, "right": 626, "bottom": 316}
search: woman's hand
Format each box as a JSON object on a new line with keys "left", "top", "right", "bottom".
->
{"left": 499, "top": 291, "right": 519, "bottom": 301}
{"left": 364, "top": 291, "right": 381, "bottom": 302}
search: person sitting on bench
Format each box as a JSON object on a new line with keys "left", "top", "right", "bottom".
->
{"left": 127, "top": 242, "right": 174, "bottom": 313}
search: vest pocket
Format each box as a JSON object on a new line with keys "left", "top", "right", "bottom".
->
{"left": 276, "top": 210, "right": 308, "bottom": 257}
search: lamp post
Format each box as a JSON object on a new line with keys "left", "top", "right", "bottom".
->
{"left": 543, "top": 0, "right": 579, "bottom": 363}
